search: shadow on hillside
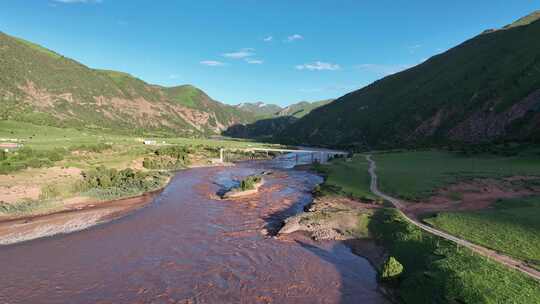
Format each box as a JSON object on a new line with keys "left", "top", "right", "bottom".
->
{"left": 223, "top": 116, "right": 298, "bottom": 139}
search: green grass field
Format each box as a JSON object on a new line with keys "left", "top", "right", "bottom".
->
{"left": 313, "top": 155, "right": 376, "bottom": 200}
{"left": 369, "top": 208, "right": 540, "bottom": 304}
{"left": 425, "top": 196, "right": 540, "bottom": 270}
{"left": 373, "top": 150, "right": 540, "bottom": 201}
{"left": 0, "top": 120, "right": 276, "bottom": 214}
{"left": 0, "top": 120, "right": 273, "bottom": 151}
{"left": 314, "top": 154, "right": 540, "bottom": 303}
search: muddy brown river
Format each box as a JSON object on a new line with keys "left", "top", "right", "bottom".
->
{"left": 0, "top": 156, "right": 388, "bottom": 303}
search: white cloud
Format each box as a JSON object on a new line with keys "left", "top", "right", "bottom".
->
{"left": 286, "top": 34, "right": 304, "bottom": 42}
{"left": 200, "top": 60, "right": 226, "bottom": 67}
{"left": 53, "top": 0, "right": 102, "bottom": 3}
{"left": 263, "top": 36, "right": 273, "bottom": 42}
{"left": 295, "top": 61, "right": 340, "bottom": 71}
{"left": 222, "top": 48, "right": 255, "bottom": 59}
{"left": 355, "top": 63, "right": 412, "bottom": 76}
{"left": 246, "top": 58, "right": 263, "bottom": 64}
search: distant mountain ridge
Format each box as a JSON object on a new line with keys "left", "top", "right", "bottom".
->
{"left": 276, "top": 99, "right": 333, "bottom": 118}
{"left": 235, "top": 102, "right": 282, "bottom": 117}
{"left": 225, "top": 99, "right": 334, "bottom": 138}
{"left": 0, "top": 32, "right": 254, "bottom": 136}
{"left": 279, "top": 11, "right": 540, "bottom": 149}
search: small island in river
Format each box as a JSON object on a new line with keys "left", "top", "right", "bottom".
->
{"left": 221, "top": 173, "right": 267, "bottom": 199}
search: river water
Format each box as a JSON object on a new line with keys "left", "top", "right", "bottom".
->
{"left": 0, "top": 155, "right": 388, "bottom": 303}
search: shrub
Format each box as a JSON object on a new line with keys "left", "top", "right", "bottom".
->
{"left": 39, "top": 184, "right": 62, "bottom": 200}
{"left": 71, "top": 143, "right": 112, "bottom": 153}
{"left": 76, "top": 166, "right": 165, "bottom": 199}
{"left": 380, "top": 256, "right": 404, "bottom": 281}
{"left": 239, "top": 175, "right": 262, "bottom": 191}
{"left": 142, "top": 145, "right": 191, "bottom": 170}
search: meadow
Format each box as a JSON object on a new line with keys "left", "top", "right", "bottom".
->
{"left": 314, "top": 155, "right": 540, "bottom": 303}
{"left": 0, "top": 120, "right": 275, "bottom": 215}
{"left": 373, "top": 150, "right": 540, "bottom": 201}
{"left": 425, "top": 196, "right": 540, "bottom": 270}
{"left": 368, "top": 208, "right": 540, "bottom": 304}
{"left": 313, "top": 154, "right": 376, "bottom": 200}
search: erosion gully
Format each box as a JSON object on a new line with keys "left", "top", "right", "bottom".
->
{"left": 0, "top": 154, "right": 388, "bottom": 304}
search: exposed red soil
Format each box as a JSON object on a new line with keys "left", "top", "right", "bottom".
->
{"left": 403, "top": 177, "right": 540, "bottom": 219}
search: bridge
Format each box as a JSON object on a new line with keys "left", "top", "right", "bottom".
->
{"left": 218, "top": 147, "right": 348, "bottom": 164}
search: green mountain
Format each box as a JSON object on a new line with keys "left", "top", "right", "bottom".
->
{"left": 276, "top": 99, "right": 333, "bottom": 118}
{"left": 0, "top": 32, "right": 254, "bottom": 136}
{"left": 224, "top": 99, "right": 334, "bottom": 138}
{"left": 235, "top": 102, "right": 283, "bottom": 117}
{"left": 280, "top": 12, "right": 540, "bottom": 149}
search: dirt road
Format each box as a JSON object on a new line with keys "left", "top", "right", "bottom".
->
{"left": 365, "top": 154, "right": 540, "bottom": 281}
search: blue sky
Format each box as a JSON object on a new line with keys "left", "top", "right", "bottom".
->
{"left": 1, "top": 1, "right": 538, "bottom": 106}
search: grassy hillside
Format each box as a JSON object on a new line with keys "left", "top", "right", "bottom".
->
{"left": 280, "top": 12, "right": 540, "bottom": 149}
{"left": 0, "top": 32, "right": 254, "bottom": 136}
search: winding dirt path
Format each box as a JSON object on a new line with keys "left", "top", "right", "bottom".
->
{"left": 365, "top": 154, "right": 540, "bottom": 281}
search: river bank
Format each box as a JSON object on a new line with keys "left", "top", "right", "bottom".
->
{"left": 0, "top": 156, "right": 389, "bottom": 303}
{"left": 285, "top": 153, "right": 540, "bottom": 304}
{"left": 278, "top": 194, "right": 385, "bottom": 262}
{"left": 0, "top": 161, "right": 233, "bottom": 246}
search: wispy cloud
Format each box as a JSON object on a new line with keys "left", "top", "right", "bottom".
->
{"left": 222, "top": 48, "right": 255, "bottom": 59}
{"left": 299, "top": 84, "right": 358, "bottom": 93}
{"left": 355, "top": 63, "right": 412, "bottom": 76}
{"left": 407, "top": 44, "right": 422, "bottom": 53}
{"left": 200, "top": 60, "right": 226, "bottom": 67}
{"left": 295, "top": 61, "right": 340, "bottom": 71}
{"left": 286, "top": 34, "right": 304, "bottom": 42}
{"left": 263, "top": 36, "right": 273, "bottom": 42}
{"left": 245, "top": 58, "right": 263, "bottom": 64}
{"left": 53, "top": 0, "right": 102, "bottom": 3}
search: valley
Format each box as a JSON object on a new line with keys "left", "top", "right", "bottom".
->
{"left": 1, "top": 4, "right": 540, "bottom": 304}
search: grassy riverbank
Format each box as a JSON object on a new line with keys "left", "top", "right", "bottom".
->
{"left": 0, "top": 120, "right": 276, "bottom": 218}
{"left": 304, "top": 152, "right": 540, "bottom": 303}
{"left": 369, "top": 208, "right": 540, "bottom": 303}
{"left": 312, "top": 154, "right": 376, "bottom": 200}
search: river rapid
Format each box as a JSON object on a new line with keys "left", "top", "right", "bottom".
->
{"left": 0, "top": 155, "right": 388, "bottom": 303}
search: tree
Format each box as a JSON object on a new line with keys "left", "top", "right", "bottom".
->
{"left": 380, "top": 256, "right": 404, "bottom": 281}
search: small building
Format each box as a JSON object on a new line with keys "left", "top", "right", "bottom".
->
{"left": 143, "top": 140, "right": 157, "bottom": 145}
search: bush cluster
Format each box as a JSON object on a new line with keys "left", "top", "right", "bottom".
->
{"left": 142, "top": 145, "right": 191, "bottom": 170}
{"left": 78, "top": 166, "right": 161, "bottom": 193}
{"left": 75, "top": 166, "right": 165, "bottom": 200}
{"left": 239, "top": 175, "right": 262, "bottom": 191}
{"left": 0, "top": 147, "right": 67, "bottom": 174}
{"left": 70, "top": 143, "right": 112, "bottom": 153}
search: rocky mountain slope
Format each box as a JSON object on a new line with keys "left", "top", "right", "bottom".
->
{"left": 0, "top": 32, "right": 254, "bottom": 136}
{"left": 279, "top": 11, "right": 540, "bottom": 149}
